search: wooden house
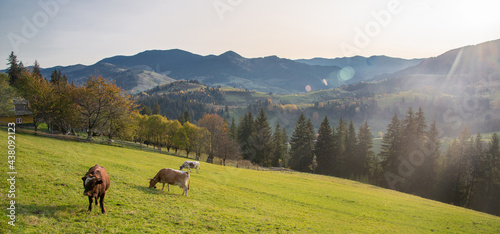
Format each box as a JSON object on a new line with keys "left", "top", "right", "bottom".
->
{"left": 0, "top": 98, "right": 34, "bottom": 126}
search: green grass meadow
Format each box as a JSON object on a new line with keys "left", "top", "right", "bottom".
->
{"left": 1, "top": 129, "right": 500, "bottom": 233}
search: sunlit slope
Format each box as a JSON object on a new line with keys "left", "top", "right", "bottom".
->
{"left": 1, "top": 130, "right": 499, "bottom": 233}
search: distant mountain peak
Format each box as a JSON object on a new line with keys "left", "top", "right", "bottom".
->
{"left": 219, "top": 50, "right": 243, "bottom": 58}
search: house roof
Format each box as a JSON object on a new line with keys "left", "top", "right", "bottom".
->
{"left": 0, "top": 98, "right": 33, "bottom": 117}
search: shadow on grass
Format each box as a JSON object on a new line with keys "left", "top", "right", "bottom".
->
{"left": 17, "top": 203, "right": 81, "bottom": 216}
{"left": 132, "top": 184, "right": 158, "bottom": 194}
{"left": 132, "top": 184, "right": 182, "bottom": 196}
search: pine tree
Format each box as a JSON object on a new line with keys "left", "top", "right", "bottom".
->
{"left": 183, "top": 110, "right": 191, "bottom": 123}
{"left": 469, "top": 132, "right": 486, "bottom": 210}
{"left": 401, "top": 107, "right": 416, "bottom": 155}
{"left": 229, "top": 118, "right": 237, "bottom": 140}
{"left": 484, "top": 133, "right": 500, "bottom": 214}
{"left": 50, "top": 69, "right": 67, "bottom": 85}
{"left": 249, "top": 108, "right": 272, "bottom": 166}
{"left": 289, "top": 113, "right": 315, "bottom": 172}
{"left": 152, "top": 102, "right": 161, "bottom": 115}
{"left": 412, "top": 121, "right": 440, "bottom": 198}
{"left": 305, "top": 118, "right": 317, "bottom": 171}
{"left": 379, "top": 113, "right": 402, "bottom": 189}
{"left": 415, "top": 107, "right": 427, "bottom": 140}
{"left": 6, "top": 52, "right": 23, "bottom": 87}
{"left": 271, "top": 121, "right": 287, "bottom": 167}
{"left": 237, "top": 112, "right": 255, "bottom": 161}
{"left": 315, "top": 116, "right": 334, "bottom": 175}
{"left": 443, "top": 128, "right": 474, "bottom": 206}
{"left": 356, "top": 121, "right": 374, "bottom": 180}
{"left": 344, "top": 120, "right": 358, "bottom": 178}
{"left": 281, "top": 125, "right": 289, "bottom": 167}
{"left": 333, "top": 116, "right": 347, "bottom": 177}
{"left": 32, "top": 60, "right": 42, "bottom": 78}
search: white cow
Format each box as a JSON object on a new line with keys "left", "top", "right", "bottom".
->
{"left": 180, "top": 161, "right": 200, "bottom": 173}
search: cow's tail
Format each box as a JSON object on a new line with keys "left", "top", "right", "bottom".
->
{"left": 187, "top": 172, "right": 190, "bottom": 190}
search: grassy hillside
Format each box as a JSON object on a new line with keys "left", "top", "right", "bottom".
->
{"left": 2, "top": 129, "right": 500, "bottom": 233}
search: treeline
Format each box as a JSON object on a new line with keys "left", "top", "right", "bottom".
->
{"left": 438, "top": 129, "right": 500, "bottom": 215}
{"left": 378, "top": 107, "right": 500, "bottom": 216}
{"left": 137, "top": 81, "right": 226, "bottom": 123}
{"left": 283, "top": 106, "right": 500, "bottom": 216}
{"left": 137, "top": 94, "right": 213, "bottom": 123}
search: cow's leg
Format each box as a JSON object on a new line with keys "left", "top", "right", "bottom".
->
{"left": 168, "top": 184, "right": 170, "bottom": 192}
{"left": 88, "top": 196, "right": 93, "bottom": 212}
{"left": 183, "top": 186, "right": 188, "bottom": 196}
{"left": 100, "top": 193, "right": 106, "bottom": 214}
{"left": 161, "top": 183, "right": 165, "bottom": 191}
{"left": 196, "top": 167, "right": 199, "bottom": 173}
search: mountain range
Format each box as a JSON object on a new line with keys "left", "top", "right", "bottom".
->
{"left": 31, "top": 38, "right": 499, "bottom": 94}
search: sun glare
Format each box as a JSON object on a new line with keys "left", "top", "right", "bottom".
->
{"left": 455, "top": 1, "right": 500, "bottom": 30}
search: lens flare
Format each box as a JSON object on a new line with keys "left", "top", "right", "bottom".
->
{"left": 305, "top": 85, "right": 312, "bottom": 92}
{"left": 338, "top": 66, "right": 355, "bottom": 81}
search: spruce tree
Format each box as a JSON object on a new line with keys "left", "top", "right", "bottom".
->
{"left": 152, "top": 102, "right": 161, "bottom": 115}
{"left": 344, "top": 120, "right": 358, "bottom": 178}
{"left": 250, "top": 108, "right": 272, "bottom": 166}
{"left": 415, "top": 107, "right": 427, "bottom": 140}
{"left": 32, "top": 60, "right": 42, "bottom": 78}
{"left": 237, "top": 112, "right": 255, "bottom": 161}
{"left": 356, "top": 121, "right": 374, "bottom": 180}
{"left": 289, "top": 113, "right": 315, "bottom": 172}
{"left": 271, "top": 121, "right": 286, "bottom": 167}
{"left": 333, "top": 116, "right": 347, "bottom": 177}
{"left": 379, "top": 113, "right": 402, "bottom": 189}
{"left": 470, "top": 132, "right": 486, "bottom": 210}
{"left": 229, "top": 118, "right": 237, "bottom": 140}
{"left": 281, "top": 125, "right": 289, "bottom": 166}
{"left": 484, "top": 133, "right": 500, "bottom": 214}
{"left": 412, "top": 120, "right": 440, "bottom": 198}
{"left": 315, "top": 116, "right": 334, "bottom": 175}
{"left": 304, "top": 118, "right": 317, "bottom": 171}
{"left": 6, "top": 52, "right": 23, "bottom": 86}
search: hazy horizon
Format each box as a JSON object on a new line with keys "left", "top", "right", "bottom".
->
{"left": 1, "top": 0, "right": 499, "bottom": 69}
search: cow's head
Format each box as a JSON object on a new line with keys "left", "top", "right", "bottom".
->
{"left": 148, "top": 178, "right": 158, "bottom": 189}
{"left": 82, "top": 173, "right": 103, "bottom": 197}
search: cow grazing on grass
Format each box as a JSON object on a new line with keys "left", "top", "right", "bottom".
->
{"left": 149, "top": 168, "right": 190, "bottom": 196}
{"left": 82, "top": 164, "right": 110, "bottom": 214}
{"left": 180, "top": 161, "right": 200, "bottom": 173}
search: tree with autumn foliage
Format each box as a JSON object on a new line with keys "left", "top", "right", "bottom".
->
{"left": 176, "top": 121, "right": 199, "bottom": 158}
{"left": 198, "top": 113, "right": 240, "bottom": 163}
{"left": 0, "top": 73, "right": 16, "bottom": 117}
{"left": 14, "top": 69, "right": 53, "bottom": 134}
{"left": 73, "top": 75, "right": 136, "bottom": 139}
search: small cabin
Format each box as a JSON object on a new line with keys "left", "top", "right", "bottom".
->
{"left": 0, "top": 98, "right": 34, "bottom": 126}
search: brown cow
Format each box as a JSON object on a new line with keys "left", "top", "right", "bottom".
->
{"left": 82, "top": 164, "right": 110, "bottom": 213}
{"left": 149, "top": 168, "right": 190, "bottom": 196}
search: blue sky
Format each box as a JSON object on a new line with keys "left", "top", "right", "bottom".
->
{"left": 1, "top": 0, "right": 499, "bottom": 69}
